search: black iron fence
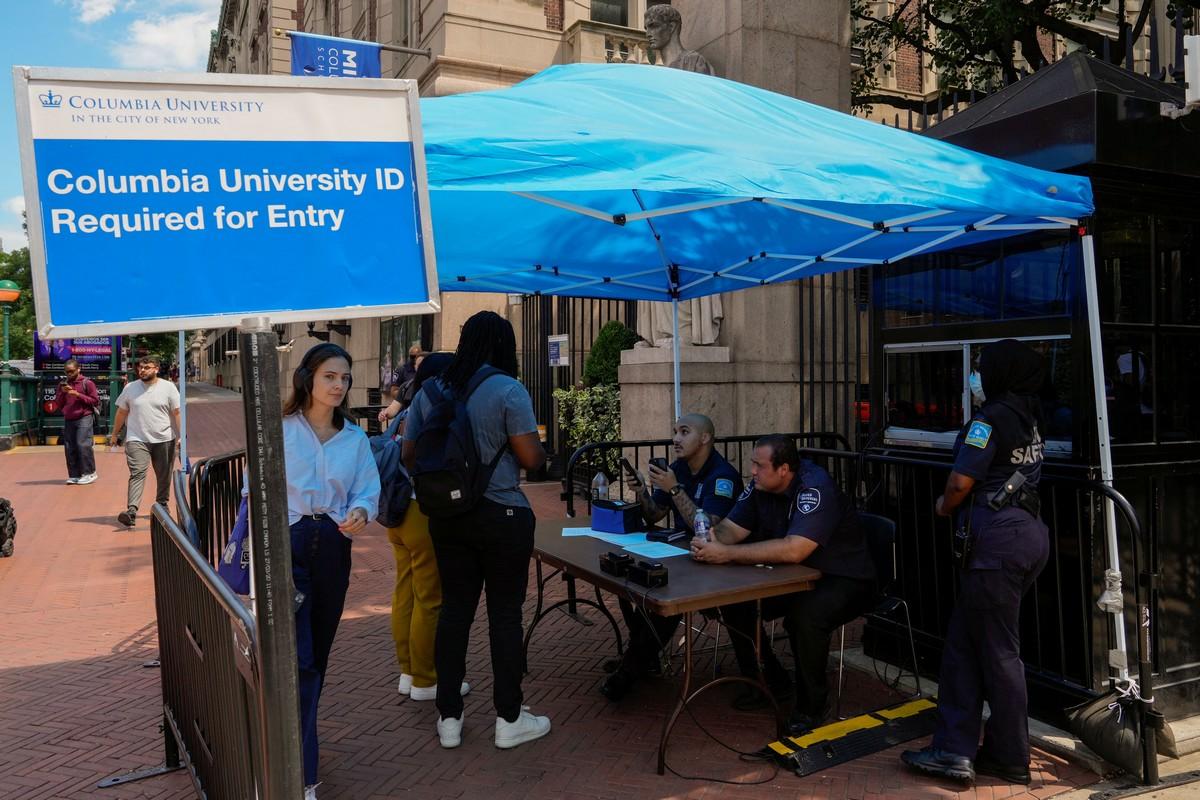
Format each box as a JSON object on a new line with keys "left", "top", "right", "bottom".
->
{"left": 148, "top": 504, "right": 261, "bottom": 798}
{"left": 563, "top": 431, "right": 854, "bottom": 514}
{"left": 518, "top": 295, "right": 637, "bottom": 465}
{"left": 560, "top": 437, "right": 1152, "bottom": 728}
{"left": 188, "top": 450, "right": 246, "bottom": 568}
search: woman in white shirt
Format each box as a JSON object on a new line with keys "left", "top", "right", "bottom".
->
{"left": 282, "top": 343, "right": 380, "bottom": 799}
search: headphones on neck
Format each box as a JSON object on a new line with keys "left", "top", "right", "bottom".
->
{"left": 295, "top": 342, "right": 353, "bottom": 395}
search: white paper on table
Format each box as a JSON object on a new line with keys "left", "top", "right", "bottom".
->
{"left": 561, "top": 527, "right": 597, "bottom": 537}
{"left": 622, "top": 542, "right": 689, "bottom": 559}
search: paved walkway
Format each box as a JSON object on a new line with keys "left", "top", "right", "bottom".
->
{"left": 0, "top": 382, "right": 1133, "bottom": 799}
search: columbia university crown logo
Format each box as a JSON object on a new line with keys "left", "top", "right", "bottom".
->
{"left": 39, "top": 90, "right": 62, "bottom": 108}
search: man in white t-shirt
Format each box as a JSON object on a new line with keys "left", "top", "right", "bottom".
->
{"left": 109, "top": 356, "right": 181, "bottom": 527}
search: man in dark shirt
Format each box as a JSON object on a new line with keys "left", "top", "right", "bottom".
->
{"left": 599, "top": 414, "right": 743, "bottom": 701}
{"left": 55, "top": 358, "right": 101, "bottom": 485}
{"left": 693, "top": 434, "right": 876, "bottom": 734}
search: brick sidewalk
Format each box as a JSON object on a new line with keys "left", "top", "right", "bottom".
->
{"left": 0, "top": 383, "right": 1102, "bottom": 799}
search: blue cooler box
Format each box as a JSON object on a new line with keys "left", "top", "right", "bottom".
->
{"left": 591, "top": 499, "right": 643, "bottom": 533}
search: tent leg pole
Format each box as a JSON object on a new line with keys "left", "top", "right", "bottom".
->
{"left": 1082, "top": 233, "right": 1129, "bottom": 683}
{"left": 177, "top": 331, "right": 188, "bottom": 474}
{"left": 672, "top": 299, "right": 681, "bottom": 420}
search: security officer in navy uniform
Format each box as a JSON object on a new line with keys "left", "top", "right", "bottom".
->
{"left": 693, "top": 434, "right": 876, "bottom": 734}
{"left": 902, "top": 339, "right": 1050, "bottom": 785}
{"left": 599, "top": 413, "right": 743, "bottom": 701}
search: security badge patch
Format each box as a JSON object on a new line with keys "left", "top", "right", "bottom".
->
{"left": 714, "top": 478, "right": 735, "bottom": 498}
{"left": 964, "top": 420, "right": 993, "bottom": 449}
{"left": 796, "top": 489, "right": 821, "bottom": 514}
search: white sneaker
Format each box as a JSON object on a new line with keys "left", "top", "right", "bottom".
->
{"left": 410, "top": 681, "right": 470, "bottom": 701}
{"left": 77, "top": 473, "right": 97, "bottom": 485}
{"left": 437, "top": 714, "right": 463, "bottom": 749}
{"left": 303, "top": 784, "right": 319, "bottom": 800}
{"left": 494, "top": 707, "right": 551, "bottom": 749}
{"left": 398, "top": 673, "right": 413, "bottom": 695}
{"left": 65, "top": 477, "right": 79, "bottom": 485}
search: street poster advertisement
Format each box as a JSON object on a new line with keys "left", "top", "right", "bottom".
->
{"left": 548, "top": 334, "right": 569, "bottom": 367}
{"left": 289, "top": 31, "right": 382, "bottom": 78}
{"left": 12, "top": 67, "right": 439, "bottom": 337}
{"left": 33, "top": 332, "right": 120, "bottom": 373}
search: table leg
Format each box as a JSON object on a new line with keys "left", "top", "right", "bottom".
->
{"left": 522, "top": 559, "right": 625, "bottom": 674}
{"left": 657, "top": 604, "right": 786, "bottom": 775}
{"left": 658, "top": 610, "right": 694, "bottom": 775}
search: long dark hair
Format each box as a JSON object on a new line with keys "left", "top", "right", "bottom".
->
{"left": 283, "top": 342, "right": 354, "bottom": 426}
{"left": 443, "top": 311, "right": 519, "bottom": 393}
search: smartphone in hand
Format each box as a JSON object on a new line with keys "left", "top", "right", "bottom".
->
{"left": 648, "top": 457, "right": 669, "bottom": 472}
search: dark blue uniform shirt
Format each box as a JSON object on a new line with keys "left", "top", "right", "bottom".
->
{"left": 952, "top": 402, "right": 1044, "bottom": 497}
{"left": 725, "top": 460, "right": 875, "bottom": 581}
{"left": 651, "top": 450, "right": 743, "bottom": 530}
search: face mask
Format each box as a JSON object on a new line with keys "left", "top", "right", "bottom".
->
{"left": 969, "top": 370, "right": 985, "bottom": 403}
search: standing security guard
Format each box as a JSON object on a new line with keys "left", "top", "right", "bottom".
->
{"left": 902, "top": 339, "right": 1050, "bottom": 785}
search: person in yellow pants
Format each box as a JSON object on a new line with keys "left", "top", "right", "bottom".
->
{"left": 383, "top": 353, "right": 468, "bottom": 701}
{"left": 389, "top": 503, "right": 446, "bottom": 699}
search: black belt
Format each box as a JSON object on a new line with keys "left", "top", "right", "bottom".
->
{"left": 299, "top": 513, "right": 331, "bottom": 522}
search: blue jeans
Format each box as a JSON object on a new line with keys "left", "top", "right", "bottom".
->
{"left": 290, "top": 515, "right": 352, "bottom": 785}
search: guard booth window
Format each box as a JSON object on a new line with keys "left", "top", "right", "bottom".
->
{"left": 883, "top": 338, "right": 1073, "bottom": 454}
{"left": 1099, "top": 212, "right": 1200, "bottom": 445}
{"left": 880, "top": 235, "right": 1076, "bottom": 328}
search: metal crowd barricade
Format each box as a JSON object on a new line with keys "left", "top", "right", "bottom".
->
{"left": 138, "top": 503, "right": 263, "bottom": 798}
{"left": 189, "top": 449, "right": 247, "bottom": 567}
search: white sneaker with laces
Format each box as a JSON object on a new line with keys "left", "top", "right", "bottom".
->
{"left": 398, "top": 673, "right": 413, "bottom": 695}
{"left": 437, "top": 714, "right": 463, "bottom": 749}
{"left": 494, "top": 707, "right": 551, "bottom": 749}
{"left": 65, "top": 477, "right": 79, "bottom": 485}
{"left": 303, "top": 784, "right": 319, "bottom": 800}
{"left": 77, "top": 473, "right": 97, "bottom": 485}
{"left": 410, "top": 681, "right": 469, "bottom": 701}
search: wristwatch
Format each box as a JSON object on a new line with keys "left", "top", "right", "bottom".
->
{"left": 669, "top": 484, "right": 684, "bottom": 497}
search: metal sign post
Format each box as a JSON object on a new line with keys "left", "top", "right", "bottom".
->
{"left": 239, "top": 318, "right": 304, "bottom": 799}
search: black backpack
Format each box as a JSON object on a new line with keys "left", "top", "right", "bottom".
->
{"left": 410, "top": 367, "right": 508, "bottom": 518}
{"left": 0, "top": 497, "right": 15, "bottom": 558}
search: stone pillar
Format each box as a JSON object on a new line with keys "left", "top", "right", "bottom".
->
{"left": 619, "top": 0, "right": 855, "bottom": 443}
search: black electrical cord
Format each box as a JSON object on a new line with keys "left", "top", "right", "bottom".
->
{"left": 625, "top": 583, "right": 782, "bottom": 785}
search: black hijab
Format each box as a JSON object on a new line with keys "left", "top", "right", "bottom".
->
{"left": 979, "top": 339, "right": 1045, "bottom": 440}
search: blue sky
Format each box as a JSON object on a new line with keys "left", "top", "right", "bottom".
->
{"left": 1, "top": 0, "right": 221, "bottom": 251}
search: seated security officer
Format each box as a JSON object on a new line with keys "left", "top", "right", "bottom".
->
{"left": 600, "top": 413, "right": 742, "bottom": 701}
{"left": 692, "top": 434, "right": 876, "bottom": 734}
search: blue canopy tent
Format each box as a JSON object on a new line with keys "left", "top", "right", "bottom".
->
{"left": 420, "top": 65, "right": 1127, "bottom": 678}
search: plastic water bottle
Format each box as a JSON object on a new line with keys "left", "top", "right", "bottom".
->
{"left": 591, "top": 471, "right": 609, "bottom": 502}
{"left": 692, "top": 509, "right": 711, "bottom": 543}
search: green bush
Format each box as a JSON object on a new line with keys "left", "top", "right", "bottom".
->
{"left": 582, "top": 320, "right": 640, "bottom": 387}
{"left": 554, "top": 384, "right": 621, "bottom": 476}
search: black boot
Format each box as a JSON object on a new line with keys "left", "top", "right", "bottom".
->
{"left": 974, "top": 749, "right": 1031, "bottom": 785}
{"left": 900, "top": 746, "right": 975, "bottom": 783}
{"left": 599, "top": 668, "right": 637, "bottom": 702}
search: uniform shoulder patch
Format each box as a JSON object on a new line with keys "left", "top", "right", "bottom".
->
{"left": 964, "top": 420, "right": 993, "bottom": 449}
{"left": 714, "top": 478, "right": 734, "bottom": 498}
{"left": 796, "top": 488, "right": 821, "bottom": 514}
{"left": 738, "top": 482, "right": 755, "bottom": 501}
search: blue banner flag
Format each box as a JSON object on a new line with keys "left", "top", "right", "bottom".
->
{"left": 290, "top": 31, "right": 382, "bottom": 78}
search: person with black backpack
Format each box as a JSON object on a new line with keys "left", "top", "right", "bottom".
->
{"left": 401, "top": 311, "right": 548, "bottom": 751}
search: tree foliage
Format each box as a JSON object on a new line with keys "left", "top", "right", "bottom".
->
{"left": 851, "top": 0, "right": 1195, "bottom": 110}
{"left": 581, "top": 320, "right": 640, "bottom": 387}
{"left": 0, "top": 247, "right": 35, "bottom": 361}
{"left": 553, "top": 384, "right": 621, "bottom": 475}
